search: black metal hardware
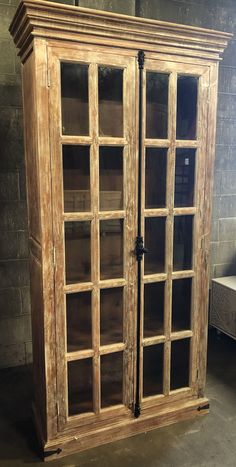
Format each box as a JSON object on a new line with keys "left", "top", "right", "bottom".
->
{"left": 197, "top": 403, "right": 210, "bottom": 412}
{"left": 134, "top": 50, "right": 145, "bottom": 419}
{"left": 135, "top": 236, "right": 148, "bottom": 261}
{"left": 43, "top": 448, "right": 62, "bottom": 458}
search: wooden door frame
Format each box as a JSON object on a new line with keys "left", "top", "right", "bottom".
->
{"left": 137, "top": 58, "right": 211, "bottom": 412}
{"left": 48, "top": 44, "right": 137, "bottom": 433}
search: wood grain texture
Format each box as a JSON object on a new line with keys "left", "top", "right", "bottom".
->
{"left": 10, "top": 0, "right": 230, "bottom": 460}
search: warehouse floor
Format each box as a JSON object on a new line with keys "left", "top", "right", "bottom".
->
{"left": 0, "top": 330, "right": 236, "bottom": 467}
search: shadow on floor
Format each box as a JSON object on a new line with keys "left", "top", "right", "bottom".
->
{"left": 0, "top": 329, "right": 235, "bottom": 467}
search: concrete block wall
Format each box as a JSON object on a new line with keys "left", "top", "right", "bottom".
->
{"left": 0, "top": 0, "right": 31, "bottom": 369}
{"left": 0, "top": 0, "right": 236, "bottom": 368}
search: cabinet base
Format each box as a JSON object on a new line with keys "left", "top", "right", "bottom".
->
{"left": 33, "top": 397, "right": 209, "bottom": 461}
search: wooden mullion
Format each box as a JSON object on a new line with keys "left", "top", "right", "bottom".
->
{"left": 90, "top": 62, "right": 100, "bottom": 415}
{"left": 98, "top": 137, "right": 126, "bottom": 146}
{"left": 175, "top": 140, "right": 199, "bottom": 148}
{"left": 100, "top": 343, "right": 126, "bottom": 355}
{"left": 144, "top": 139, "right": 170, "bottom": 147}
{"left": 98, "top": 278, "right": 126, "bottom": 288}
{"left": 143, "top": 273, "right": 167, "bottom": 284}
{"left": 66, "top": 349, "right": 94, "bottom": 361}
{"left": 171, "top": 270, "right": 195, "bottom": 280}
{"left": 170, "top": 330, "right": 193, "bottom": 341}
{"left": 63, "top": 212, "right": 93, "bottom": 222}
{"left": 163, "top": 70, "right": 177, "bottom": 396}
{"left": 98, "top": 210, "right": 125, "bottom": 220}
{"left": 173, "top": 207, "right": 196, "bottom": 216}
{"left": 60, "top": 135, "right": 92, "bottom": 145}
{"left": 144, "top": 208, "right": 168, "bottom": 217}
{"left": 64, "top": 282, "right": 93, "bottom": 293}
{"left": 143, "top": 335, "right": 166, "bottom": 347}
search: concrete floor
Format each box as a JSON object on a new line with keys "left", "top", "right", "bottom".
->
{"left": 0, "top": 329, "right": 236, "bottom": 467}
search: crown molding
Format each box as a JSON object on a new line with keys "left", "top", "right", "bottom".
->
{"left": 9, "top": 0, "right": 233, "bottom": 61}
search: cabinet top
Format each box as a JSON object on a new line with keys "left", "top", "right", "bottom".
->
{"left": 9, "top": 0, "right": 232, "bottom": 62}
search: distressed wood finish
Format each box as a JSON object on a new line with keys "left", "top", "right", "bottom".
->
{"left": 10, "top": 0, "right": 231, "bottom": 461}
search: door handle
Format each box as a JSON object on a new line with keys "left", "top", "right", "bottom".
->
{"left": 135, "top": 235, "right": 148, "bottom": 261}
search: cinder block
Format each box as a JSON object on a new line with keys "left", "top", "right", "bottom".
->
{"left": 20, "top": 286, "right": 31, "bottom": 315}
{"left": 217, "top": 241, "right": 236, "bottom": 264}
{"left": 17, "top": 231, "right": 29, "bottom": 259}
{"left": 214, "top": 144, "right": 230, "bottom": 171}
{"left": 212, "top": 195, "right": 221, "bottom": 219}
{"left": 219, "top": 218, "right": 236, "bottom": 241}
{"left": 0, "top": 83, "right": 22, "bottom": 107}
{"left": 0, "top": 231, "right": 18, "bottom": 259}
{"left": 0, "top": 172, "right": 19, "bottom": 201}
{"left": 221, "top": 38, "right": 236, "bottom": 66}
{"left": 0, "top": 259, "right": 29, "bottom": 288}
{"left": 213, "top": 171, "right": 222, "bottom": 194}
{"left": 213, "top": 261, "right": 236, "bottom": 278}
{"left": 19, "top": 169, "right": 27, "bottom": 200}
{"left": 211, "top": 220, "right": 219, "bottom": 242}
{"left": 210, "top": 241, "right": 219, "bottom": 265}
{"left": 221, "top": 171, "right": 236, "bottom": 194}
{"left": 79, "top": 0, "right": 135, "bottom": 15}
{"left": 0, "top": 314, "right": 31, "bottom": 346}
{"left": 0, "top": 343, "right": 26, "bottom": 369}
{"left": 0, "top": 288, "right": 21, "bottom": 318}
{"left": 219, "top": 65, "right": 236, "bottom": 94}
{"left": 219, "top": 195, "right": 236, "bottom": 218}
{"left": 0, "top": 41, "right": 15, "bottom": 73}
{"left": 0, "top": 108, "right": 24, "bottom": 170}
{"left": 217, "top": 93, "right": 236, "bottom": 119}
{"left": 0, "top": 201, "right": 27, "bottom": 230}
{"left": 0, "top": 4, "right": 17, "bottom": 37}
{"left": 25, "top": 340, "right": 33, "bottom": 364}
{"left": 216, "top": 118, "right": 236, "bottom": 146}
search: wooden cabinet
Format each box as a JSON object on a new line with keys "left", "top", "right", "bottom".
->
{"left": 10, "top": 1, "right": 231, "bottom": 460}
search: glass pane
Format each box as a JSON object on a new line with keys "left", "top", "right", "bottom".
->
{"left": 99, "top": 67, "right": 123, "bottom": 137}
{"left": 65, "top": 221, "right": 91, "bottom": 284}
{"left": 99, "top": 147, "right": 123, "bottom": 211}
{"left": 66, "top": 292, "right": 92, "bottom": 352}
{"left": 101, "top": 352, "right": 123, "bottom": 407}
{"left": 146, "top": 72, "right": 169, "bottom": 139}
{"left": 144, "top": 217, "right": 166, "bottom": 275}
{"left": 175, "top": 149, "right": 195, "bottom": 207}
{"left": 173, "top": 216, "right": 193, "bottom": 271}
{"left": 68, "top": 359, "right": 93, "bottom": 416}
{"left": 145, "top": 148, "right": 167, "bottom": 208}
{"left": 170, "top": 339, "right": 190, "bottom": 390}
{"left": 100, "top": 220, "right": 123, "bottom": 279}
{"left": 172, "top": 279, "right": 192, "bottom": 332}
{"left": 176, "top": 76, "right": 198, "bottom": 140}
{"left": 144, "top": 282, "right": 165, "bottom": 337}
{"left": 63, "top": 145, "right": 90, "bottom": 212}
{"left": 61, "top": 62, "right": 89, "bottom": 136}
{"left": 143, "top": 344, "right": 164, "bottom": 397}
{"left": 100, "top": 288, "right": 123, "bottom": 345}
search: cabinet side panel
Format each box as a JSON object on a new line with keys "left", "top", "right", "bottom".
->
{"left": 29, "top": 252, "right": 47, "bottom": 440}
{"left": 198, "top": 62, "right": 219, "bottom": 396}
{"left": 22, "top": 53, "right": 41, "bottom": 243}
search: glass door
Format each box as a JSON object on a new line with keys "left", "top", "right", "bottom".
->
{"left": 139, "top": 58, "right": 209, "bottom": 408}
{"left": 49, "top": 48, "right": 136, "bottom": 430}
